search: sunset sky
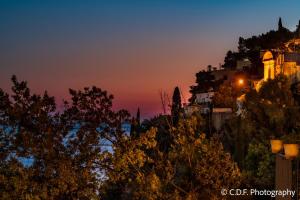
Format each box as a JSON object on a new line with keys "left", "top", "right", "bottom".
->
{"left": 1, "top": 0, "right": 300, "bottom": 118}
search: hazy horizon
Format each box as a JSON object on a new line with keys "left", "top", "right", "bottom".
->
{"left": 1, "top": 0, "right": 300, "bottom": 118}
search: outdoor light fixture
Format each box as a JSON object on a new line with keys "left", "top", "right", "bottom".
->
{"left": 270, "top": 140, "right": 299, "bottom": 159}
{"left": 270, "top": 139, "right": 283, "bottom": 153}
{"left": 238, "top": 79, "right": 244, "bottom": 85}
{"left": 283, "top": 144, "right": 299, "bottom": 159}
{"left": 271, "top": 139, "right": 299, "bottom": 199}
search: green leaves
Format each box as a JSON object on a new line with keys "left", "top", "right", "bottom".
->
{"left": 244, "top": 140, "right": 275, "bottom": 188}
{"left": 1, "top": 76, "right": 242, "bottom": 200}
{"left": 104, "top": 116, "right": 241, "bottom": 200}
{"left": 221, "top": 76, "right": 300, "bottom": 190}
{"left": 0, "top": 76, "right": 129, "bottom": 200}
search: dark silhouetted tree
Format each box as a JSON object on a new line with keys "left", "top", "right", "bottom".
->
{"left": 189, "top": 70, "right": 219, "bottom": 103}
{"left": 130, "top": 108, "right": 141, "bottom": 138}
{"left": 207, "top": 65, "right": 212, "bottom": 72}
{"left": 278, "top": 17, "right": 283, "bottom": 31}
{"left": 296, "top": 20, "right": 300, "bottom": 38}
{"left": 171, "top": 87, "right": 181, "bottom": 125}
{"left": 223, "top": 50, "right": 238, "bottom": 69}
{"left": 238, "top": 37, "right": 247, "bottom": 57}
{"left": 0, "top": 75, "right": 130, "bottom": 199}
{"left": 136, "top": 107, "right": 140, "bottom": 125}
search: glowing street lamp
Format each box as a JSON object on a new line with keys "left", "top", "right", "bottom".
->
{"left": 271, "top": 140, "right": 299, "bottom": 198}
{"left": 270, "top": 139, "right": 283, "bottom": 153}
{"left": 270, "top": 140, "right": 299, "bottom": 159}
{"left": 284, "top": 144, "right": 299, "bottom": 160}
{"left": 238, "top": 78, "right": 244, "bottom": 86}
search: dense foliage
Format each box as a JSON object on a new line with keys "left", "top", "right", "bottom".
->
{"left": 219, "top": 76, "right": 300, "bottom": 190}
{"left": 2, "top": 18, "right": 300, "bottom": 200}
{"left": 1, "top": 77, "right": 241, "bottom": 199}
{"left": 0, "top": 76, "right": 129, "bottom": 199}
{"left": 102, "top": 116, "right": 241, "bottom": 200}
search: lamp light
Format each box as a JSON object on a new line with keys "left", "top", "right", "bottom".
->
{"left": 270, "top": 139, "right": 283, "bottom": 153}
{"left": 238, "top": 79, "right": 244, "bottom": 85}
{"left": 283, "top": 144, "right": 299, "bottom": 159}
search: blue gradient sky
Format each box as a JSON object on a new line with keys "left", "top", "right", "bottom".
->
{"left": 1, "top": 0, "right": 300, "bottom": 118}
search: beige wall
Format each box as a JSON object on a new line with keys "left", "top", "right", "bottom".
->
{"left": 263, "top": 60, "right": 275, "bottom": 81}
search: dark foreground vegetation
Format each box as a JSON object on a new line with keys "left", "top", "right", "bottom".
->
{"left": 1, "top": 73, "right": 300, "bottom": 200}
{"left": 2, "top": 18, "right": 300, "bottom": 200}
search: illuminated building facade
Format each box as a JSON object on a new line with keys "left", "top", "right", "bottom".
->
{"left": 262, "top": 50, "right": 300, "bottom": 83}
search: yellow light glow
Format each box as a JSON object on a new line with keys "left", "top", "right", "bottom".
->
{"left": 270, "top": 139, "right": 283, "bottom": 153}
{"left": 284, "top": 144, "right": 299, "bottom": 159}
{"left": 238, "top": 79, "right": 244, "bottom": 85}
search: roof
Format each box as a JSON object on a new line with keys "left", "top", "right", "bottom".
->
{"left": 263, "top": 51, "right": 273, "bottom": 61}
{"left": 284, "top": 52, "right": 300, "bottom": 65}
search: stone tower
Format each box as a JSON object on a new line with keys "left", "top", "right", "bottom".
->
{"left": 263, "top": 51, "right": 275, "bottom": 81}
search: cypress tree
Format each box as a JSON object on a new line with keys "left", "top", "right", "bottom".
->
{"left": 130, "top": 117, "right": 136, "bottom": 137}
{"left": 297, "top": 20, "right": 300, "bottom": 38}
{"left": 278, "top": 17, "right": 283, "bottom": 31}
{"left": 136, "top": 107, "right": 140, "bottom": 125}
{"left": 171, "top": 87, "right": 182, "bottom": 125}
{"left": 130, "top": 108, "right": 141, "bottom": 137}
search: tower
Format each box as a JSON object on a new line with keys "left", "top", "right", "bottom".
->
{"left": 263, "top": 51, "right": 275, "bottom": 81}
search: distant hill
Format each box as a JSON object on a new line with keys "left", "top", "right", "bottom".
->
{"left": 223, "top": 18, "right": 300, "bottom": 74}
{"left": 189, "top": 18, "right": 300, "bottom": 103}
